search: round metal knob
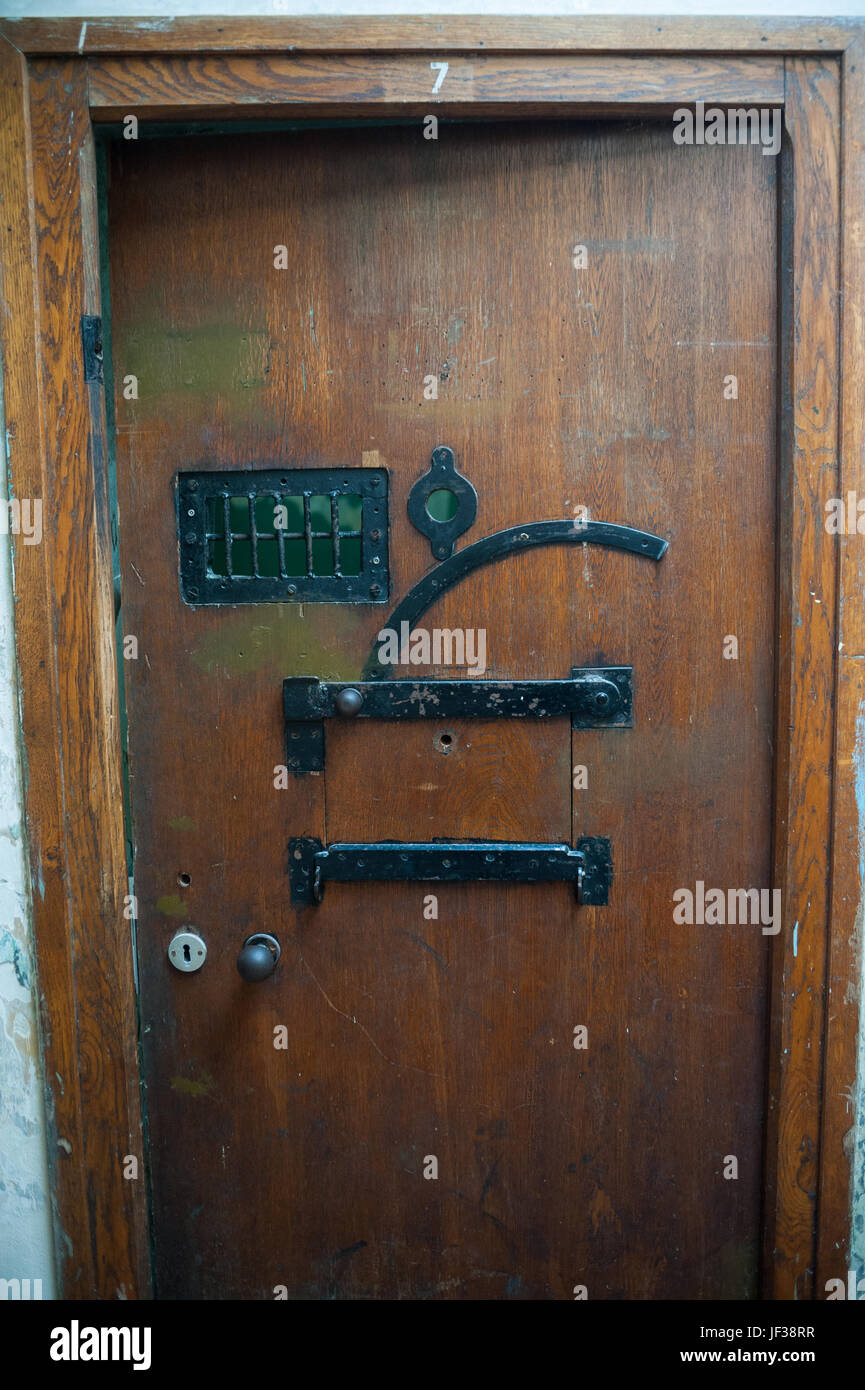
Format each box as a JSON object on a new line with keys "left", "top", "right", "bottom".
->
{"left": 335, "top": 687, "right": 364, "bottom": 716}
{"left": 236, "top": 932, "right": 281, "bottom": 982}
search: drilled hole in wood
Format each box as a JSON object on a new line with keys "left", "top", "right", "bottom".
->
{"left": 434, "top": 730, "right": 457, "bottom": 753}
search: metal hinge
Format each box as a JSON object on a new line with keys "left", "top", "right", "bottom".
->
{"left": 81, "top": 315, "right": 103, "bottom": 383}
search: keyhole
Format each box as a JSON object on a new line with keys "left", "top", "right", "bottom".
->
{"left": 183, "top": 943, "right": 191, "bottom": 963}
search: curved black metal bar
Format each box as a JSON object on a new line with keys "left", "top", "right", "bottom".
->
{"left": 364, "top": 519, "right": 668, "bottom": 679}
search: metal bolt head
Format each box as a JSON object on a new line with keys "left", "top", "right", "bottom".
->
{"left": 335, "top": 687, "right": 363, "bottom": 716}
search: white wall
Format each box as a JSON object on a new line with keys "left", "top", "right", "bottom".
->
{"left": 0, "top": 0, "right": 862, "bottom": 1301}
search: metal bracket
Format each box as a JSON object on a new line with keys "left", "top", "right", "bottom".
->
{"left": 81, "top": 315, "right": 103, "bottom": 383}
{"left": 283, "top": 666, "right": 632, "bottom": 772}
{"left": 407, "top": 445, "right": 478, "bottom": 559}
{"left": 289, "top": 836, "right": 612, "bottom": 906}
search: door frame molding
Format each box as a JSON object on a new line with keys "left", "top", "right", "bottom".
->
{"left": 0, "top": 16, "right": 862, "bottom": 1300}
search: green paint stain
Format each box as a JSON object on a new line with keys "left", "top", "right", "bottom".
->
{"left": 190, "top": 606, "right": 366, "bottom": 680}
{"left": 171, "top": 1071, "right": 215, "bottom": 1098}
{"left": 0, "top": 927, "right": 29, "bottom": 989}
{"left": 122, "top": 323, "right": 271, "bottom": 404}
{"left": 718, "top": 1236, "right": 758, "bottom": 1298}
{"left": 156, "top": 895, "right": 187, "bottom": 918}
{"left": 167, "top": 816, "right": 196, "bottom": 831}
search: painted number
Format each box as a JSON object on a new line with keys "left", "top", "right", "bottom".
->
{"left": 430, "top": 61, "right": 449, "bottom": 94}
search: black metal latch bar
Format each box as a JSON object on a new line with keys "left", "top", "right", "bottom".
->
{"left": 289, "top": 836, "right": 612, "bottom": 907}
{"left": 284, "top": 666, "right": 632, "bottom": 773}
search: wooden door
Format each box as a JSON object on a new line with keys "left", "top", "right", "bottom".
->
{"left": 106, "top": 117, "right": 776, "bottom": 1300}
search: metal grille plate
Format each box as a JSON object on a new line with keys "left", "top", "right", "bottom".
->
{"left": 177, "top": 467, "right": 389, "bottom": 605}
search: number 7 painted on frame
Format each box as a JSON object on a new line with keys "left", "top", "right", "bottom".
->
{"left": 430, "top": 61, "right": 449, "bottom": 94}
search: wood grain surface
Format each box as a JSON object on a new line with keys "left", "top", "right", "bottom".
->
{"left": 1, "top": 55, "right": 151, "bottom": 1298}
{"left": 85, "top": 54, "right": 784, "bottom": 123}
{"left": 817, "top": 36, "right": 865, "bottom": 1294}
{"left": 761, "top": 59, "right": 840, "bottom": 1303}
{"left": 0, "top": 15, "right": 858, "bottom": 57}
{"left": 107, "top": 117, "right": 778, "bottom": 1299}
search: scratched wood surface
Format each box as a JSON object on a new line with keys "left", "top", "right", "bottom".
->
{"left": 1, "top": 56, "right": 151, "bottom": 1298}
{"left": 817, "top": 41, "right": 865, "bottom": 1294}
{"left": 0, "top": 15, "right": 857, "bottom": 55}
{"left": 85, "top": 54, "right": 784, "bottom": 123}
{"left": 760, "top": 60, "right": 841, "bottom": 1303}
{"left": 108, "top": 119, "right": 777, "bottom": 1299}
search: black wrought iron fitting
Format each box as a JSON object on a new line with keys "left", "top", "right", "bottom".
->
{"left": 176, "top": 467, "right": 389, "bottom": 606}
{"left": 81, "top": 315, "right": 103, "bottom": 383}
{"left": 407, "top": 445, "right": 478, "bottom": 560}
{"left": 289, "top": 836, "right": 613, "bottom": 907}
{"left": 283, "top": 666, "right": 633, "bottom": 772}
{"left": 364, "top": 518, "right": 668, "bottom": 678}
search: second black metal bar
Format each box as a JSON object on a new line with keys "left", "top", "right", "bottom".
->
{"left": 289, "top": 835, "right": 613, "bottom": 906}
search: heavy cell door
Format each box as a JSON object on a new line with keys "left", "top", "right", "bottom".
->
{"left": 106, "top": 118, "right": 776, "bottom": 1299}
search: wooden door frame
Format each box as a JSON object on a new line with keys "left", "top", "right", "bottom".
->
{"left": 0, "top": 16, "right": 861, "bottom": 1301}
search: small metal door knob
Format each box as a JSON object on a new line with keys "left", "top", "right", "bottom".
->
{"left": 236, "top": 932, "right": 281, "bottom": 982}
{"left": 335, "top": 687, "right": 364, "bottom": 716}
